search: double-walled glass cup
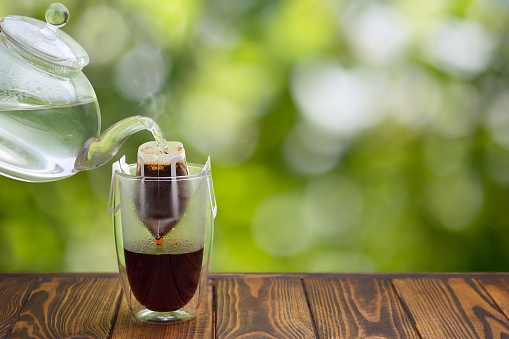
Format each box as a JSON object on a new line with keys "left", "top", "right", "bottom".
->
{"left": 110, "top": 161, "right": 215, "bottom": 323}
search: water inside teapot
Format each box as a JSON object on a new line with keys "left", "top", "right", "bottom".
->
{"left": 0, "top": 98, "right": 169, "bottom": 182}
{"left": 0, "top": 99, "right": 100, "bottom": 182}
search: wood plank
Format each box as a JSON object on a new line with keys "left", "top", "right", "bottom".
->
{"left": 111, "top": 280, "right": 214, "bottom": 339}
{"left": 9, "top": 277, "right": 122, "bottom": 339}
{"left": 393, "top": 278, "right": 509, "bottom": 338}
{"left": 478, "top": 278, "right": 509, "bottom": 321}
{"left": 215, "top": 277, "right": 316, "bottom": 339}
{"left": 303, "top": 277, "right": 419, "bottom": 339}
{"left": 0, "top": 277, "right": 36, "bottom": 339}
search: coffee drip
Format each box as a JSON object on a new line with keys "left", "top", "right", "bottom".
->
{"left": 135, "top": 141, "right": 190, "bottom": 244}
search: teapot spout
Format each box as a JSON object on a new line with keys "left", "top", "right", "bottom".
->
{"left": 74, "top": 116, "right": 167, "bottom": 171}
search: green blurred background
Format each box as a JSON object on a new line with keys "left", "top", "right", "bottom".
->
{"left": 1, "top": 0, "right": 509, "bottom": 272}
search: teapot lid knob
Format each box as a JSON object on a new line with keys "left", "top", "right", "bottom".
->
{"left": 45, "top": 3, "right": 70, "bottom": 30}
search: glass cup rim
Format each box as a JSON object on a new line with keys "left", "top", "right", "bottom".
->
{"left": 115, "top": 163, "right": 210, "bottom": 182}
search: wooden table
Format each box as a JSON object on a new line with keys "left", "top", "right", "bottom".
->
{"left": 2, "top": 273, "right": 509, "bottom": 338}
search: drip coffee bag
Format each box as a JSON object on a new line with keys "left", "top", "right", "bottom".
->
{"left": 135, "top": 141, "right": 190, "bottom": 241}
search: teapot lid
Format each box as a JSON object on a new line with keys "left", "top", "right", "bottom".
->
{"left": 0, "top": 3, "right": 89, "bottom": 68}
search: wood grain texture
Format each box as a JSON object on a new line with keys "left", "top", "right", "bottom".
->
{"left": 304, "top": 277, "right": 419, "bottom": 339}
{"left": 394, "top": 278, "right": 509, "bottom": 339}
{"left": 111, "top": 280, "right": 214, "bottom": 339}
{"left": 0, "top": 277, "right": 36, "bottom": 339}
{"left": 479, "top": 278, "right": 509, "bottom": 321}
{"left": 9, "top": 277, "right": 122, "bottom": 339}
{"left": 5, "top": 273, "right": 509, "bottom": 339}
{"left": 215, "top": 277, "right": 316, "bottom": 339}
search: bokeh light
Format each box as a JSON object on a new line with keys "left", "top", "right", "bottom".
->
{"left": 343, "top": 3, "right": 410, "bottom": 65}
{"left": 73, "top": 4, "right": 130, "bottom": 66}
{"left": 425, "top": 18, "right": 494, "bottom": 77}
{"left": 291, "top": 56, "right": 383, "bottom": 135}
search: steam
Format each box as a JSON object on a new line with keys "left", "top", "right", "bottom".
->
{"left": 113, "top": 44, "right": 169, "bottom": 107}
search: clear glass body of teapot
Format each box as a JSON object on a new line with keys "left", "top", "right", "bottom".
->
{"left": 0, "top": 32, "right": 100, "bottom": 182}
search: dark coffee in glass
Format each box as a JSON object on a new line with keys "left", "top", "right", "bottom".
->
{"left": 124, "top": 248, "right": 203, "bottom": 312}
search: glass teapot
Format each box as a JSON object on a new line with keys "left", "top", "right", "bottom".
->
{"left": 0, "top": 3, "right": 167, "bottom": 182}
